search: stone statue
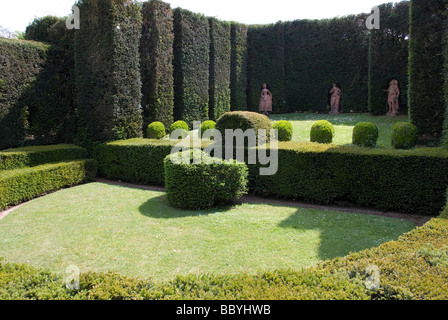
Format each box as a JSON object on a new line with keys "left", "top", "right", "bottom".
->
{"left": 259, "top": 83, "right": 273, "bottom": 115}
{"left": 329, "top": 83, "right": 341, "bottom": 114}
{"left": 387, "top": 79, "right": 400, "bottom": 116}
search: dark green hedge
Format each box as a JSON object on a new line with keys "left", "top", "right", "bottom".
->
{"left": 408, "top": 0, "right": 447, "bottom": 144}
{"left": 247, "top": 23, "right": 285, "bottom": 113}
{"left": 368, "top": 1, "right": 410, "bottom": 115}
{"left": 249, "top": 143, "right": 448, "bottom": 216}
{"left": 0, "top": 144, "right": 88, "bottom": 171}
{"left": 230, "top": 23, "right": 248, "bottom": 111}
{"left": 164, "top": 150, "right": 248, "bottom": 209}
{"left": 173, "top": 8, "right": 210, "bottom": 125}
{"left": 0, "top": 39, "right": 49, "bottom": 149}
{"left": 74, "top": 0, "right": 143, "bottom": 144}
{"left": 284, "top": 16, "right": 369, "bottom": 113}
{"left": 140, "top": 0, "right": 175, "bottom": 132}
{"left": 96, "top": 139, "right": 184, "bottom": 186}
{"left": 209, "top": 18, "right": 231, "bottom": 121}
{"left": 0, "top": 159, "right": 97, "bottom": 210}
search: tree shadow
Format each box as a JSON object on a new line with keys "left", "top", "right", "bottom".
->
{"left": 138, "top": 193, "right": 238, "bottom": 219}
{"left": 278, "top": 206, "right": 415, "bottom": 261}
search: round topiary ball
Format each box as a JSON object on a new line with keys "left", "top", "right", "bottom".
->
{"left": 147, "top": 122, "right": 166, "bottom": 140}
{"left": 273, "top": 120, "right": 293, "bottom": 141}
{"left": 310, "top": 120, "right": 335, "bottom": 144}
{"left": 170, "top": 121, "right": 189, "bottom": 139}
{"left": 200, "top": 120, "right": 216, "bottom": 138}
{"left": 352, "top": 122, "right": 379, "bottom": 148}
{"left": 216, "top": 111, "right": 273, "bottom": 145}
{"left": 391, "top": 122, "right": 418, "bottom": 150}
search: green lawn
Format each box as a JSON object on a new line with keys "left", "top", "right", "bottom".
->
{"left": 270, "top": 113, "right": 409, "bottom": 147}
{"left": 0, "top": 183, "right": 415, "bottom": 282}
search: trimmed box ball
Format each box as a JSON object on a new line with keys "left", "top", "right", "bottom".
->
{"left": 147, "top": 122, "right": 166, "bottom": 139}
{"left": 352, "top": 122, "right": 379, "bottom": 148}
{"left": 164, "top": 150, "right": 248, "bottom": 210}
{"left": 170, "top": 121, "right": 189, "bottom": 139}
{"left": 200, "top": 120, "right": 216, "bottom": 137}
{"left": 273, "top": 120, "right": 293, "bottom": 141}
{"left": 391, "top": 122, "right": 418, "bottom": 150}
{"left": 310, "top": 120, "right": 334, "bottom": 144}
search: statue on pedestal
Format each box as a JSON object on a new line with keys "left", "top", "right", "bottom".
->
{"left": 387, "top": 79, "right": 400, "bottom": 116}
{"left": 329, "top": 83, "right": 341, "bottom": 114}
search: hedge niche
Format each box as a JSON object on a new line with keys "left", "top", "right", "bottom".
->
{"left": 230, "top": 23, "right": 248, "bottom": 111}
{"left": 247, "top": 23, "right": 285, "bottom": 113}
{"left": 209, "top": 18, "right": 231, "bottom": 121}
{"left": 368, "top": 1, "right": 410, "bottom": 115}
{"left": 408, "top": 0, "right": 447, "bottom": 144}
{"left": 140, "top": 0, "right": 174, "bottom": 133}
{"left": 284, "top": 16, "right": 369, "bottom": 113}
{"left": 173, "top": 8, "right": 210, "bottom": 125}
{"left": 74, "top": 0, "right": 143, "bottom": 144}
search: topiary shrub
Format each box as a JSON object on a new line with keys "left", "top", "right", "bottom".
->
{"left": 147, "top": 122, "right": 166, "bottom": 139}
{"left": 391, "top": 122, "right": 418, "bottom": 150}
{"left": 200, "top": 120, "right": 216, "bottom": 137}
{"left": 170, "top": 120, "right": 189, "bottom": 139}
{"left": 164, "top": 150, "right": 248, "bottom": 210}
{"left": 273, "top": 120, "right": 293, "bottom": 141}
{"left": 310, "top": 120, "right": 334, "bottom": 144}
{"left": 215, "top": 111, "right": 273, "bottom": 145}
{"left": 352, "top": 122, "right": 379, "bottom": 147}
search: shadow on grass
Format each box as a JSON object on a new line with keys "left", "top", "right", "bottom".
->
{"left": 138, "top": 194, "right": 236, "bottom": 219}
{"left": 278, "top": 207, "right": 415, "bottom": 261}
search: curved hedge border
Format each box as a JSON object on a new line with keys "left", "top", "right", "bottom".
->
{"left": 1, "top": 191, "right": 448, "bottom": 300}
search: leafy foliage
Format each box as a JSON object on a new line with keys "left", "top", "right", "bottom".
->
{"left": 391, "top": 122, "right": 418, "bottom": 150}
{"left": 310, "top": 120, "right": 335, "bottom": 144}
{"left": 352, "top": 122, "right": 379, "bottom": 148}
{"left": 146, "top": 122, "right": 166, "bottom": 140}
{"left": 273, "top": 120, "right": 293, "bottom": 142}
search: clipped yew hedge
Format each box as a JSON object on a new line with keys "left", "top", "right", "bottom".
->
{"left": 140, "top": 0, "right": 175, "bottom": 132}
{"left": 74, "top": 0, "right": 143, "bottom": 144}
{"left": 230, "top": 23, "right": 248, "bottom": 111}
{"left": 208, "top": 18, "right": 231, "bottom": 121}
{"left": 0, "top": 159, "right": 97, "bottom": 210}
{"left": 408, "top": 0, "right": 447, "bottom": 143}
{"left": 249, "top": 143, "right": 448, "bottom": 216}
{"left": 0, "top": 39, "right": 50, "bottom": 149}
{"left": 173, "top": 8, "right": 210, "bottom": 124}
{"left": 0, "top": 144, "right": 88, "bottom": 171}
{"left": 368, "top": 1, "right": 410, "bottom": 116}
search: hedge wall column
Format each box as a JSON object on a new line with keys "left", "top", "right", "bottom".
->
{"left": 74, "top": 0, "right": 143, "bottom": 144}
{"left": 408, "top": 0, "right": 447, "bottom": 144}
{"left": 230, "top": 23, "right": 248, "bottom": 111}
{"left": 173, "top": 8, "right": 210, "bottom": 125}
{"left": 140, "top": 0, "right": 175, "bottom": 133}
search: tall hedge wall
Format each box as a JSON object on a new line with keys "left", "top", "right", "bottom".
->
{"left": 208, "top": 18, "right": 231, "bottom": 121}
{"left": 0, "top": 39, "right": 49, "bottom": 150}
{"left": 140, "top": 0, "right": 174, "bottom": 132}
{"left": 74, "top": 0, "right": 143, "bottom": 144}
{"left": 247, "top": 23, "right": 285, "bottom": 113}
{"left": 173, "top": 8, "right": 210, "bottom": 125}
{"left": 230, "top": 23, "right": 248, "bottom": 111}
{"left": 284, "top": 16, "right": 369, "bottom": 113}
{"left": 24, "top": 16, "right": 78, "bottom": 145}
{"left": 368, "top": 1, "right": 410, "bottom": 115}
{"left": 408, "top": 0, "right": 447, "bottom": 144}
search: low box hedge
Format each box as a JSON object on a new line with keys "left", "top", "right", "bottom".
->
{"left": 0, "top": 144, "right": 88, "bottom": 171}
{"left": 249, "top": 142, "right": 448, "bottom": 216}
{"left": 96, "top": 138, "right": 211, "bottom": 186}
{"left": 0, "top": 159, "right": 97, "bottom": 210}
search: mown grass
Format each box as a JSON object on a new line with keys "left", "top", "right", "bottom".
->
{"left": 270, "top": 113, "right": 409, "bottom": 147}
{"left": 0, "top": 182, "right": 415, "bottom": 283}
